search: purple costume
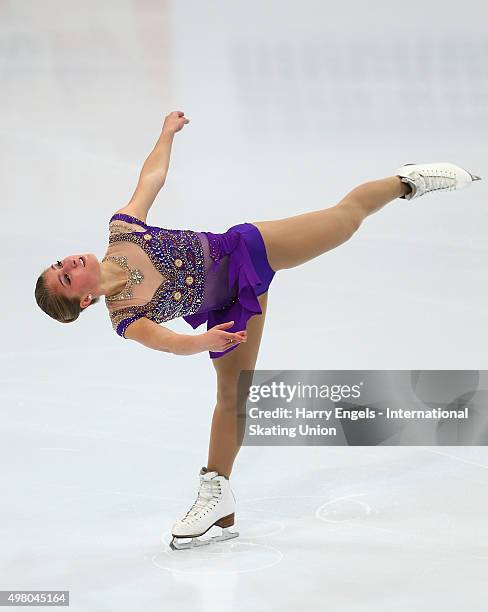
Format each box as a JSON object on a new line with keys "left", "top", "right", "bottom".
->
{"left": 104, "top": 213, "right": 276, "bottom": 358}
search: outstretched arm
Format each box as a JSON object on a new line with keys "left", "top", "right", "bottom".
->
{"left": 116, "top": 111, "right": 190, "bottom": 223}
{"left": 124, "top": 318, "right": 247, "bottom": 355}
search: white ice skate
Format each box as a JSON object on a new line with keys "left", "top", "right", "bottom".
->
{"left": 169, "top": 467, "right": 239, "bottom": 551}
{"left": 395, "top": 162, "right": 481, "bottom": 201}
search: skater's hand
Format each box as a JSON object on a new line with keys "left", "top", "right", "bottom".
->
{"left": 162, "top": 111, "right": 190, "bottom": 136}
{"left": 203, "top": 321, "right": 247, "bottom": 352}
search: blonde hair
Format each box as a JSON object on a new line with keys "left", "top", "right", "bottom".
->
{"left": 35, "top": 272, "right": 100, "bottom": 323}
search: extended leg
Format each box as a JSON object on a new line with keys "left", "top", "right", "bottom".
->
{"left": 252, "top": 176, "right": 411, "bottom": 272}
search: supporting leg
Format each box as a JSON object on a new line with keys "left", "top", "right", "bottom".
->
{"left": 207, "top": 292, "right": 268, "bottom": 478}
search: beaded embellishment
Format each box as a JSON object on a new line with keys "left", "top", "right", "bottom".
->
{"left": 110, "top": 222, "right": 136, "bottom": 236}
{"left": 102, "top": 255, "right": 144, "bottom": 302}
{"left": 206, "top": 233, "right": 221, "bottom": 264}
{"left": 106, "top": 213, "right": 206, "bottom": 337}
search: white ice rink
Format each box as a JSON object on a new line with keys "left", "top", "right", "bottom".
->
{"left": 1, "top": 1, "right": 488, "bottom": 610}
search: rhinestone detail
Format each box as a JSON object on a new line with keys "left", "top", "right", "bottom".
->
{"left": 106, "top": 214, "right": 206, "bottom": 337}
{"left": 205, "top": 233, "right": 221, "bottom": 264}
{"left": 102, "top": 255, "right": 144, "bottom": 301}
{"left": 219, "top": 296, "right": 238, "bottom": 310}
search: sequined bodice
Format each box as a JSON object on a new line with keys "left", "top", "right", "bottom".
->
{"left": 105, "top": 213, "right": 235, "bottom": 338}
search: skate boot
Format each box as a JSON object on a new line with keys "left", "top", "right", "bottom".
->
{"left": 395, "top": 162, "right": 481, "bottom": 201}
{"left": 169, "top": 467, "right": 239, "bottom": 551}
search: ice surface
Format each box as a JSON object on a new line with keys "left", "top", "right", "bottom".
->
{"left": 2, "top": 0, "right": 487, "bottom": 610}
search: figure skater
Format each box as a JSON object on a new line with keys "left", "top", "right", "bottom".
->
{"left": 34, "top": 111, "right": 481, "bottom": 550}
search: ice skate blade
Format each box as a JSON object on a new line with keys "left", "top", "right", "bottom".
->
{"left": 459, "top": 164, "right": 482, "bottom": 182}
{"left": 170, "top": 528, "right": 239, "bottom": 551}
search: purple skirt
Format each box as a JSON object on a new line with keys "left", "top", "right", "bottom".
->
{"left": 183, "top": 222, "right": 276, "bottom": 359}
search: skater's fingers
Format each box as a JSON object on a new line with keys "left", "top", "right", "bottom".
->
{"left": 221, "top": 331, "right": 246, "bottom": 342}
{"left": 213, "top": 321, "right": 234, "bottom": 329}
{"left": 204, "top": 323, "right": 247, "bottom": 352}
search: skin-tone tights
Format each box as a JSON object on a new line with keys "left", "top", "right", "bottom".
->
{"left": 208, "top": 176, "right": 410, "bottom": 478}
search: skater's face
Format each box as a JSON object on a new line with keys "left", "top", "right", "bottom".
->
{"left": 43, "top": 253, "right": 100, "bottom": 307}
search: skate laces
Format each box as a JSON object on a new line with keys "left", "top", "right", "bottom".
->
{"left": 419, "top": 169, "right": 456, "bottom": 192}
{"left": 182, "top": 479, "right": 222, "bottom": 522}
